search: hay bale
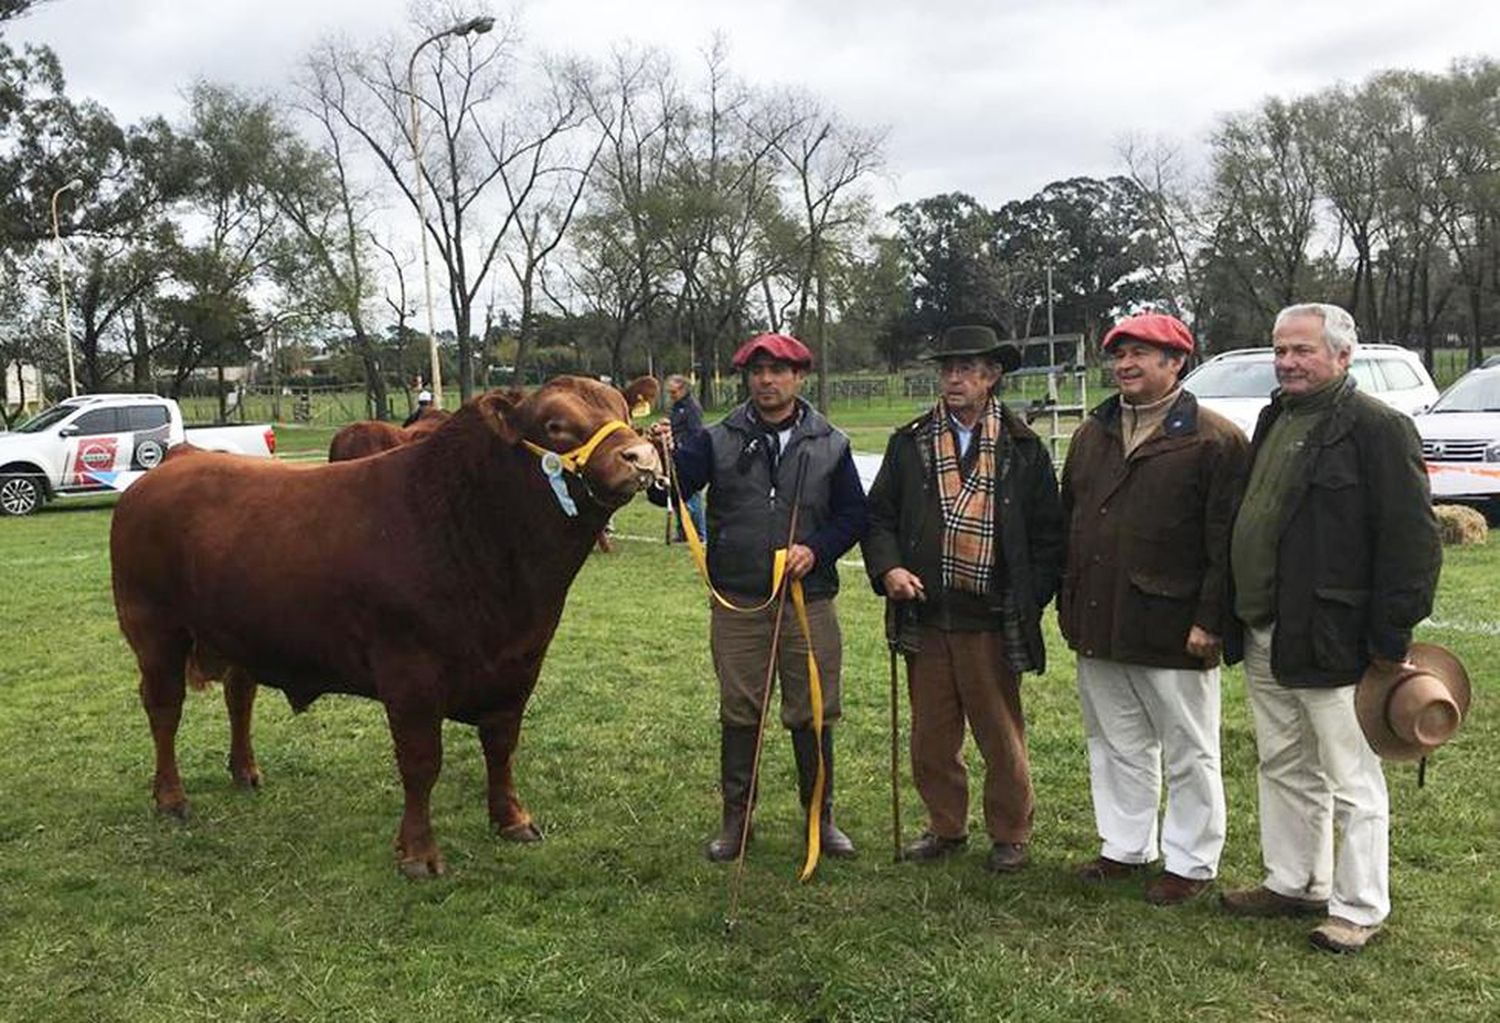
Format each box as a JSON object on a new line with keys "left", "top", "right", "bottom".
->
{"left": 1434, "top": 503, "right": 1488, "bottom": 546}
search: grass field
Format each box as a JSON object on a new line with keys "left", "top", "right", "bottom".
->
{"left": 1, "top": 404, "right": 1496, "bottom": 1022}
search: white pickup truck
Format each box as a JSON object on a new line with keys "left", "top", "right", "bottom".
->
{"left": 0, "top": 392, "right": 276, "bottom": 516}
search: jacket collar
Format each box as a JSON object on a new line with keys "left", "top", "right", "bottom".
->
{"left": 723, "top": 397, "right": 830, "bottom": 441}
{"left": 898, "top": 399, "right": 1039, "bottom": 443}
{"left": 1090, "top": 388, "right": 1200, "bottom": 439}
{"left": 1252, "top": 374, "right": 1358, "bottom": 451}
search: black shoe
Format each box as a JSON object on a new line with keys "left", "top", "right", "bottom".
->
{"left": 705, "top": 813, "right": 752, "bottom": 862}
{"left": 900, "top": 830, "right": 968, "bottom": 862}
{"left": 791, "top": 726, "right": 857, "bottom": 860}
{"left": 984, "top": 842, "right": 1029, "bottom": 873}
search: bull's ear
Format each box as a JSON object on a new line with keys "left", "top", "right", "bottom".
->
{"left": 477, "top": 389, "right": 526, "bottom": 443}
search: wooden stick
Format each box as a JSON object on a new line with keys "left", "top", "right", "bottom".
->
{"left": 890, "top": 642, "right": 902, "bottom": 863}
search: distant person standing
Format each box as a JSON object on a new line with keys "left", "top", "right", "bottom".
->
{"left": 1059, "top": 313, "right": 1248, "bottom": 904}
{"left": 1220, "top": 302, "right": 1441, "bottom": 954}
{"left": 403, "top": 389, "right": 434, "bottom": 428}
{"left": 665, "top": 374, "right": 707, "bottom": 541}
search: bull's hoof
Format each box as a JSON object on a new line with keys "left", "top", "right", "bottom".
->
{"left": 154, "top": 799, "right": 190, "bottom": 822}
{"left": 397, "top": 855, "right": 446, "bottom": 880}
{"left": 230, "top": 767, "right": 263, "bottom": 790}
{"left": 497, "top": 821, "right": 544, "bottom": 843}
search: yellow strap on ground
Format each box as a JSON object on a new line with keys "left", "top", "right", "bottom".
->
{"left": 792, "top": 578, "right": 824, "bottom": 883}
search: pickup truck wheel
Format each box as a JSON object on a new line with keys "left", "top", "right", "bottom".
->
{"left": 1, "top": 474, "right": 44, "bottom": 516}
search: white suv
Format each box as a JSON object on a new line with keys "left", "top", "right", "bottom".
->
{"left": 1182, "top": 344, "right": 1439, "bottom": 437}
{"left": 1414, "top": 364, "right": 1500, "bottom": 507}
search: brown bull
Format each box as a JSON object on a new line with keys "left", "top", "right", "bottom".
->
{"left": 110, "top": 378, "right": 662, "bottom": 877}
{"left": 327, "top": 409, "right": 452, "bottom": 462}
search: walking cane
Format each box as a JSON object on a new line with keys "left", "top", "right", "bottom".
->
{"left": 889, "top": 640, "right": 902, "bottom": 863}
{"left": 725, "top": 450, "right": 811, "bottom": 935}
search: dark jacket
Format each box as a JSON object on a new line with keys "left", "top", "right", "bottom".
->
{"left": 862, "top": 403, "right": 1064, "bottom": 674}
{"left": 669, "top": 393, "right": 705, "bottom": 440}
{"left": 1058, "top": 390, "right": 1249, "bottom": 670}
{"left": 1225, "top": 376, "right": 1441, "bottom": 686}
{"left": 651, "top": 399, "right": 868, "bottom": 600}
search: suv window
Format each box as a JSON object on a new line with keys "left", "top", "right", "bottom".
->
{"left": 71, "top": 408, "right": 122, "bottom": 435}
{"left": 124, "top": 404, "right": 170, "bottom": 431}
{"left": 1349, "top": 360, "right": 1383, "bottom": 393}
{"left": 1377, "top": 360, "right": 1423, "bottom": 391}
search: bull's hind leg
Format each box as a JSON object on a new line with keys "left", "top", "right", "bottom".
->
{"left": 135, "top": 633, "right": 191, "bottom": 818}
{"left": 383, "top": 703, "right": 446, "bottom": 879}
{"left": 479, "top": 710, "right": 542, "bottom": 843}
{"left": 223, "top": 667, "right": 263, "bottom": 789}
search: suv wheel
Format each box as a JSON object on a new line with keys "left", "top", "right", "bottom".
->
{"left": 0, "top": 474, "right": 44, "bottom": 516}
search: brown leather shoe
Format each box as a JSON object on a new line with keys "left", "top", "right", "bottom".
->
{"left": 1146, "top": 872, "right": 1211, "bottom": 905}
{"left": 1075, "top": 856, "right": 1146, "bottom": 882}
{"left": 984, "top": 842, "right": 1029, "bottom": 873}
{"left": 900, "top": 831, "right": 968, "bottom": 862}
{"left": 1310, "top": 916, "right": 1382, "bottom": 954}
{"left": 1220, "top": 885, "right": 1328, "bottom": 918}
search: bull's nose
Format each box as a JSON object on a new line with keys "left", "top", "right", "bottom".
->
{"left": 620, "top": 441, "right": 662, "bottom": 474}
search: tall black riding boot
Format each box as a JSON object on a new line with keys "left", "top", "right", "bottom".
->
{"left": 706, "top": 724, "right": 758, "bottom": 862}
{"left": 791, "top": 726, "right": 856, "bottom": 859}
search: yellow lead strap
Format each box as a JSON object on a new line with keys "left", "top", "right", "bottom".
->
{"left": 791, "top": 578, "right": 824, "bottom": 882}
{"left": 674, "top": 485, "right": 826, "bottom": 882}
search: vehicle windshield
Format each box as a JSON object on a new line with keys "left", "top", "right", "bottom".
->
{"left": 1429, "top": 371, "right": 1500, "bottom": 413}
{"left": 1183, "top": 359, "right": 1278, "bottom": 399}
{"left": 12, "top": 404, "right": 78, "bottom": 433}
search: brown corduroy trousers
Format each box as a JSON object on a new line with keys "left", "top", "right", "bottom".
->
{"left": 907, "top": 626, "right": 1034, "bottom": 844}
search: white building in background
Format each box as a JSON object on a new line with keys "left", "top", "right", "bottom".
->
{"left": 4, "top": 362, "right": 43, "bottom": 413}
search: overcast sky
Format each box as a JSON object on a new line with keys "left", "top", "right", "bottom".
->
{"left": 9, "top": 0, "right": 1497, "bottom": 211}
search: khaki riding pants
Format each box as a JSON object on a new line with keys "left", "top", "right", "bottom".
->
{"left": 711, "top": 595, "right": 843, "bottom": 730}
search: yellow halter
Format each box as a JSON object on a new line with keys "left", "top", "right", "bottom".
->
{"left": 522, "top": 419, "right": 634, "bottom": 517}
{"left": 522, "top": 419, "right": 634, "bottom": 474}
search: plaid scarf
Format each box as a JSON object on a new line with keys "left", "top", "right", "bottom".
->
{"left": 930, "top": 397, "right": 1004, "bottom": 595}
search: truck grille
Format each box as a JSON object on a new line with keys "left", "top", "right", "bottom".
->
{"left": 1422, "top": 439, "right": 1490, "bottom": 462}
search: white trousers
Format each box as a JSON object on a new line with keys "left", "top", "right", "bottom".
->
{"left": 1243, "top": 625, "right": 1390, "bottom": 926}
{"left": 1077, "top": 657, "right": 1226, "bottom": 880}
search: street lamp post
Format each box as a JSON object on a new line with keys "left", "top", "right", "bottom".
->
{"left": 51, "top": 178, "right": 84, "bottom": 397}
{"left": 406, "top": 15, "right": 494, "bottom": 410}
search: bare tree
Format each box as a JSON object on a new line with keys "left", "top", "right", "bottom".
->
{"left": 760, "top": 92, "right": 884, "bottom": 408}
{"left": 306, "top": 8, "right": 593, "bottom": 400}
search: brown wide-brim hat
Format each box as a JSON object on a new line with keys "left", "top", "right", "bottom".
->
{"left": 1355, "top": 642, "right": 1473, "bottom": 761}
{"left": 919, "top": 324, "right": 1022, "bottom": 373}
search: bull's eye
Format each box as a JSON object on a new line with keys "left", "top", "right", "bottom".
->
{"left": 546, "top": 420, "right": 568, "bottom": 437}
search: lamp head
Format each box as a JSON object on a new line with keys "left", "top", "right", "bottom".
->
{"left": 459, "top": 16, "right": 495, "bottom": 35}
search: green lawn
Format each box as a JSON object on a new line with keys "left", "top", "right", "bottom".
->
{"left": 0, "top": 411, "right": 1496, "bottom": 1022}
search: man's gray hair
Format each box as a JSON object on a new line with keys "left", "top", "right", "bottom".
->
{"left": 1274, "top": 303, "right": 1359, "bottom": 358}
{"left": 666, "top": 374, "right": 689, "bottom": 389}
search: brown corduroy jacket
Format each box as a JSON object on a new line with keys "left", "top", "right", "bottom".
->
{"left": 1058, "top": 389, "right": 1249, "bottom": 670}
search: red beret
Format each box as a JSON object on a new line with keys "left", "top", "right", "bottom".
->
{"left": 1102, "top": 313, "right": 1195, "bottom": 354}
{"left": 731, "top": 332, "right": 813, "bottom": 369}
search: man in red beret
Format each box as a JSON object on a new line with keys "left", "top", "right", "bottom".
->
{"left": 1059, "top": 312, "right": 1248, "bottom": 904}
{"left": 649, "top": 333, "right": 868, "bottom": 862}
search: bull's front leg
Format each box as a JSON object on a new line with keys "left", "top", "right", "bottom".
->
{"left": 223, "top": 667, "right": 263, "bottom": 790}
{"left": 479, "top": 709, "right": 542, "bottom": 843}
{"left": 383, "top": 702, "right": 446, "bottom": 878}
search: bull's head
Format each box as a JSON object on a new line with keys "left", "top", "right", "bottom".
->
{"left": 480, "top": 377, "right": 664, "bottom": 511}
